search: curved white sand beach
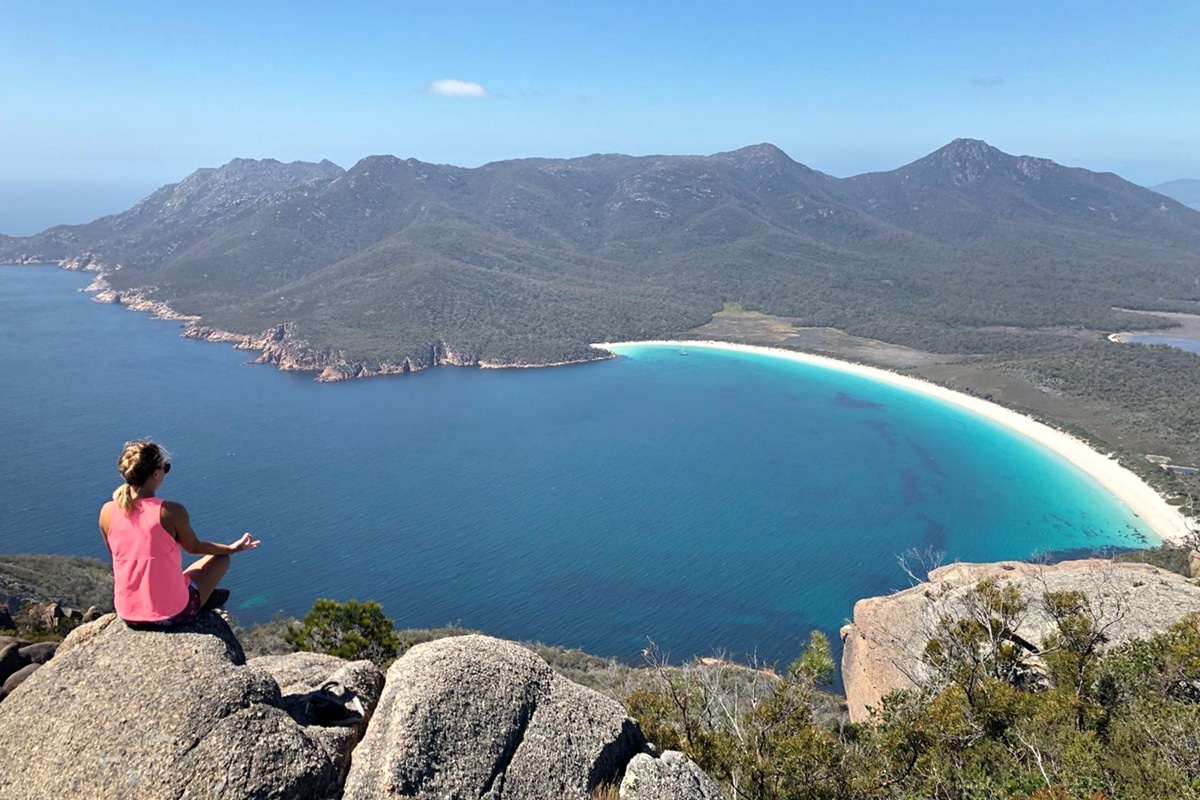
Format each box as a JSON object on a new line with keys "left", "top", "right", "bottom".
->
{"left": 592, "top": 339, "right": 1193, "bottom": 546}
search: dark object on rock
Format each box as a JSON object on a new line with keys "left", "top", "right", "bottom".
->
{"left": 249, "top": 650, "right": 384, "bottom": 789}
{"left": 81, "top": 606, "right": 102, "bottom": 623}
{"left": 18, "top": 642, "right": 57, "bottom": 665}
{"left": 0, "top": 606, "right": 14, "bottom": 631}
{"left": 201, "top": 587, "right": 230, "bottom": 611}
{"left": 306, "top": 681, "right": 364, "bottom": 726}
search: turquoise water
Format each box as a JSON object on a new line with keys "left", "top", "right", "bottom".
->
{"left": 0, "top": 265, "right": 1155, "bottom": 667}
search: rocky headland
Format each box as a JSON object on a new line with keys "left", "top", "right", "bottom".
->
{"left": 839, "top": 557, "right": 1200, "bottom": 723}
{"left": 65, "top": 256, "right": 612, "bottom": 382}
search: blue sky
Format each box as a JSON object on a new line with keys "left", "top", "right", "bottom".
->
{"left": 2, "top": 0, "right": 1198, "bottom": 233}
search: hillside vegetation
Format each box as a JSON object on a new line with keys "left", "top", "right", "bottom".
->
{"left": 4, "top": 139, "right": 1200, "bottom": 483}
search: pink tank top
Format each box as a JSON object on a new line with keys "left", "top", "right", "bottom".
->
{"left": 107, "top": 497, "right": 190, "bottom": 622}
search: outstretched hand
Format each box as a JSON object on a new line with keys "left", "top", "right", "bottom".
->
{"left": 230, "top": 532, "right": 261, "bottom": 553}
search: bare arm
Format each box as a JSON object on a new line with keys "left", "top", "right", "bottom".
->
{"left": 98, "top": 502, "right": 113, "bottom": 553}
{"left": 160, "top": 501, "right": 260, "bottom": 556}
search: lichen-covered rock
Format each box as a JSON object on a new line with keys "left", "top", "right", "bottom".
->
{"left": 342, "top": 634, "right": 647, "bottom": 799}
{"left": 620, "top": 751, "right": 728, "bottom": 799}
{"left": 0, "top": 612, "right": 360, "bottom": 799}
{"left": 841, "top": 559, "right": 1200, "bottom": 723}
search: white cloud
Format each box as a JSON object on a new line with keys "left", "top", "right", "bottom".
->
{"left": 427, "top": 79, "right": 488, "bottom": 98}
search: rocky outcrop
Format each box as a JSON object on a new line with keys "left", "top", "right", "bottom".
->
{"left": 2, "top": 600, "right": 101, "bottom": 637}
{"left": 0, "top": 621, "right": 721, "bottom": 799}
{"left": 59, "top": 253, "right": 105, "bottom": 272}
{"left": 343, "top": 634, "right": 646, "bottom": 799}
{"left": 0, "top": 612, "right": 384, "bottom": 799}
{"left": 840, "top": 559, "right": 1200, "bottom": 723}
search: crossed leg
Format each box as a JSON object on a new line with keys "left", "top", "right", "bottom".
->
{"left": 184, "top": 554, "right": 230, "bottom": 606}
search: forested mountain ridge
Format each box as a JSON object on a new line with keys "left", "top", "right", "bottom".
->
{"left": 2, "top": 140, "right": 1199, "bottom": 375}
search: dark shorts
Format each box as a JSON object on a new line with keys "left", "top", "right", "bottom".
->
{"left": 125, "top": 581, "right": 201, "bottom": 630}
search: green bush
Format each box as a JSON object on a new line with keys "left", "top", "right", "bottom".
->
{"left": 625, "top": 601, "right": 1200, "bottom": 799}
{"left": 283, "top": 598, "right": 401, "bottom": 666}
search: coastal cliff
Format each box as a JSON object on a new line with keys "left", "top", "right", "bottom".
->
{"left": 839, "top": 558, "right": 1200, "bottom": 723}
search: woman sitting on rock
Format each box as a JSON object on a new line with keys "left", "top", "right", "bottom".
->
{"left": 99, "top": 440, "right": 260, "bottom": 629}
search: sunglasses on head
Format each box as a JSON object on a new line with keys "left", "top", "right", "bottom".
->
{"left": 161, "top": 462, "right": 171, "bottom": 474}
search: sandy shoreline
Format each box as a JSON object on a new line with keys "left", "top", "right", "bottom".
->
{"left": 592, "top": 339, "right": 1193, "bottom": 546}
{"left": 1109, "top": 309, "right": 1200, "bottom": 341}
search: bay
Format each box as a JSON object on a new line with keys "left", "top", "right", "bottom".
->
{"left": 1119, "top": 333, "right": 1200, "bottom": 355}
{"left": 0, "top": 265, "right": 1154, "bottom": 667}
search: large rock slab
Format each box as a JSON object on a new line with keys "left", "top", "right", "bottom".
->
{"left": 342, "top": 634, "right": 647, "bottom": 799}
{"left": 0, "top": 612, "right": 371, "bottom": 799}
{"left": 841, "top": 559, "right": 1200, "bottom": 723}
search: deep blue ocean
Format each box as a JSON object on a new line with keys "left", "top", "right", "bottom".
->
{"left": 0, "top": 265, "right": 1155, "bottom": 667}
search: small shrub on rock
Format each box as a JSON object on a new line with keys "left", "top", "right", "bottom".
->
{"left": 283, "top": 598, "right": 401, "bottom": 666}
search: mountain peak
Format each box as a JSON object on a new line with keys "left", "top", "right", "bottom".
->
{"left": 939, "top": 138, "right": 1001, "bottom": 159}
{"left": 906, "top": 138, "right": 1014, "bottom": 186}
{"left": 717, "top": 143, "right": 794, "bottom": 165}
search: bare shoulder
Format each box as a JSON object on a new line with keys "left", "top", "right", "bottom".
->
{"left": 98, "top": 500, "right": 115, "bottom": 530}
{"left": 160, "top": 499, "right": 190, "bottom": 517}
{"left": 158, "top": 499, "right": 191, "bottom": 534}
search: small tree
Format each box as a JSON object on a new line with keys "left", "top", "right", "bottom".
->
{"left": 625, "top": 632, "right": 849, "bottom": 800}
{"left": 923, "top": 577, "right": 1034, "bottom": 708}
{"left": 284, "top": 598, "right": 401, "bottom": 666}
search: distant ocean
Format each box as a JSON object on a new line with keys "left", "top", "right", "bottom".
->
{"left": 0, "top": 265, "right": 1155, "bottom": 667}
